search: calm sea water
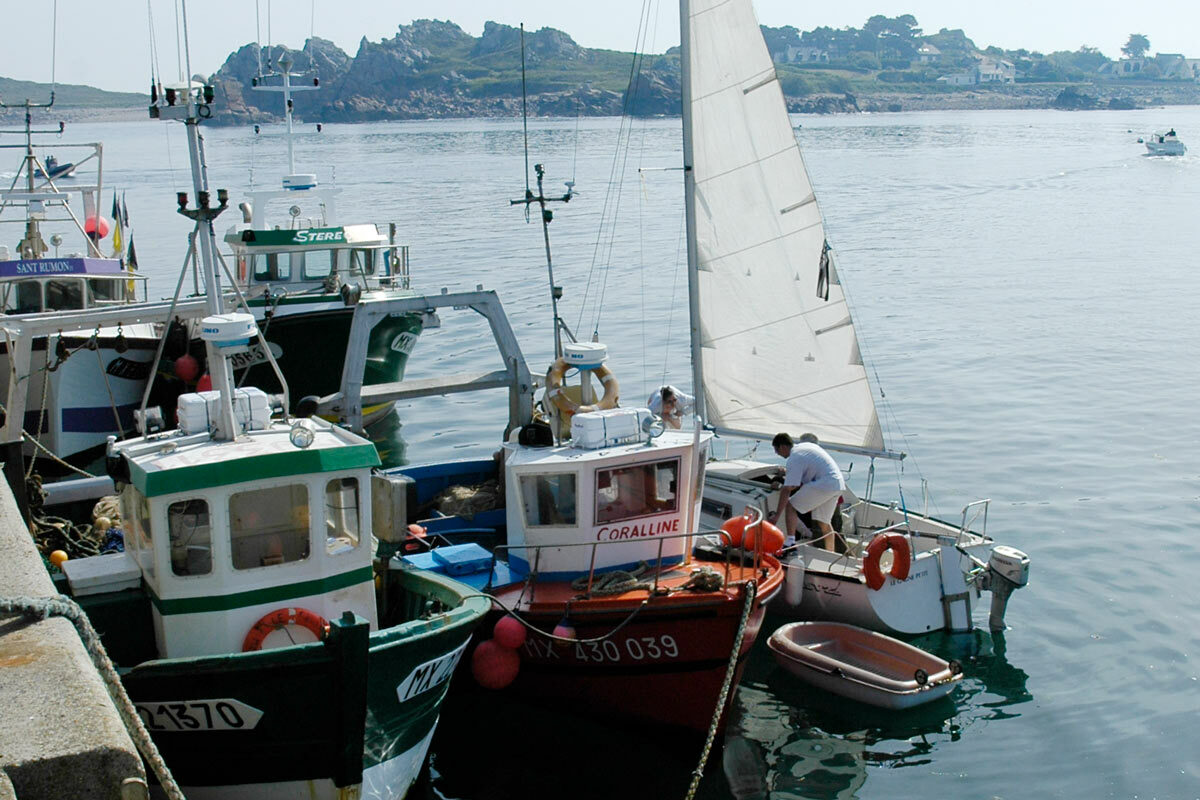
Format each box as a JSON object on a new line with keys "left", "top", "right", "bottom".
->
{"left": 13, "top": 106, "right": 1200, "bottom": 799}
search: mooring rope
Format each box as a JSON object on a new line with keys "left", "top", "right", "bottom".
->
{"left": 684, "top": 580, "right": 758, "bottom": 800}
{"left": 0, "top": 595, "right": 185, "bottom": 800}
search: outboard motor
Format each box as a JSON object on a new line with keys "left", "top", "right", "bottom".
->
{"left": 986, "top": 546, "right": 1030, "bottom": 631}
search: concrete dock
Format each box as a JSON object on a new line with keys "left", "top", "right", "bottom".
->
{"left": 0, "top": 482, "right": 148, "bottom": 799}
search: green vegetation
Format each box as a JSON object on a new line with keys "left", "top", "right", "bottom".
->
{"left": 0, "top": 77, "right": 146, "bottom": 109}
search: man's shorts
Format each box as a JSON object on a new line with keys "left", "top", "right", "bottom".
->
{"left": 789, "top": 484, "right": 842, "bottom": 524}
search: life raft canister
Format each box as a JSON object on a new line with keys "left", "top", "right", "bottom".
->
{"left": 242, "top": 607, "right": 329, "bottom": 652}
{"left": 544, "top": 357, "right": 619, "bottom": 416}
{"left": 862, "top": 532, "right": 912, "bottom": 591}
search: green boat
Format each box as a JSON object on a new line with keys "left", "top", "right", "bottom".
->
{"left": 51, "top": 77, "right": 490, "bottom": 798}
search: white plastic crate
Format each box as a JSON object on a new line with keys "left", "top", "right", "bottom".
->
{"left": 177, "top": 387, "right": 271, "bottom": 437}
{"left": 570, "top": 407, "right": 652, "bottom": 449}
{"left": 62, "top": 552, "right": 141, "bottom": 596}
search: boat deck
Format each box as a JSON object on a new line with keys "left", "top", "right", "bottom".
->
{"left": 494, "top": 560, "right": 774, "bottom": 615}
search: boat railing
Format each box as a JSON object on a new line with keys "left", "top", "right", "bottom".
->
{"left": 958, "top": 499, "right": 990, "bottom": 540}
{"left": 490, "top": 527, "right": 754, "bottom": 598}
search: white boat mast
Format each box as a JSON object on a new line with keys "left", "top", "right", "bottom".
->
{"left": 252, "top": 50, "right": 320, "bottom": 191}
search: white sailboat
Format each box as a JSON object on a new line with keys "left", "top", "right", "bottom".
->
{"left": 679, "top": 0, "right": 1030, "bottom": 634}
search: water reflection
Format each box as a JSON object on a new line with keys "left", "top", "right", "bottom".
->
{"left": 725, "top": 623, "right": 1031, "bottom": 799}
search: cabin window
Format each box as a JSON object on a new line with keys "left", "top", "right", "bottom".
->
{"left": 122, "top": 488, "right": 155, "bottom": 580}
{"left": 45, "top": 279, "right": 85, "bottom": 311}
{"left": 252, "top": 253, "right": 295, "bottom": 282}
{"left": 302, "top": 250, "right": 335, "bottom": 281}
{"left": 595, "top": 459, "right": 680, "bottom": 524}
{"left": 229, "top": 484, "right": 310, "bottom": 569}
{"left": 89, "top": 278, "right": 122, "bottom": 303}
{"left": 12, "top": 281, "right": 42, "bottom": 313}
{"left": 520, "top": 473, "right": 577, "bottom": 527}
{"left": 349, "top": 248, "right": 375, "bottom": 276}
{"left": 168, "top": 499, "right": 212, "bottom": 576}
{"left": 325, "top": 477, "right": 361, "bottom": 555}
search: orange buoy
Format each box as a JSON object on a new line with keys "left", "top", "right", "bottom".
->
{"left": 720, "top": 514, "right": 750, "bottom": 548}
{"left": 49, "top": 550, "right": 69, "bottom": 568}
{"left": 471, "top": 639, "right": 520, "bottom": 689}
{"left": 493, "top": 615, "right": 527, "bottom": 650}
{"left": 174, "top": 354, "right": 200, "bottom": 382}
{"left": 83, "top": 215, "right": 111, "bottom": 238}
{"left": 742, "top": 519, "right": 785, "bottom": 554}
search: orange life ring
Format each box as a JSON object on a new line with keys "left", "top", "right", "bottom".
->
{"left": 545, "top": 357, "right": 619, "bottom": 416}
{"left": 862, "top": 532, "right": 912, "bottom": 591}
{"left": 242, "top": 607, "right": 329, "bottom": 652}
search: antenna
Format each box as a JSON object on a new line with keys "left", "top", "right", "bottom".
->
{"left": 251, "top": 49, "right": 320, "bottom": 190}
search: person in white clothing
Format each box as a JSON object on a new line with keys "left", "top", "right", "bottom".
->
{"left": 646, "top": 385, "right": 694, "bottom": 429}
{"left": 768, "top": 432, "right": 845, "bottom": 550}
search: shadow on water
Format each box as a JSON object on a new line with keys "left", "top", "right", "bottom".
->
{"left": 719, "top": 622, "right": 1032, "bottom": 800}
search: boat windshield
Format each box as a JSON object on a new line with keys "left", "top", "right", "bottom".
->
{"left": 595, "top": 459, "right": 680, "bottom": 524}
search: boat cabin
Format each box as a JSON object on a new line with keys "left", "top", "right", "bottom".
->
{"left": 226, "top": 224, "right": 409, "bottom": 294}
{"left": 501, "top": 423, "right": 710, "bottom": 578}
{"left": 0, "top": 256, "right": 147, "bottom": 314}
{"left": 112, "top": 410, "right": 381, "bottom": 659}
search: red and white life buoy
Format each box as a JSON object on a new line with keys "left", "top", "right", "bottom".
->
{"left": 544, "top": 357, "right": 619, "bottom": 416}
{"left": 862, "top": 532, "right": 912, "bottom": 591}
{"left": 242, "top": 607, "right": 328, "bottom": 652}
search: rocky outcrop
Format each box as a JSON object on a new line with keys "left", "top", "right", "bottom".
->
{"left": 209, "top": 37, "right": 352, "bottom": 124}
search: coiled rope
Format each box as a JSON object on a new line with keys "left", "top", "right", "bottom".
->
{"left": 684, "top": 580, "right": 758, "bottom": 800}
{"left": 0, "top": 595, "right": 185, "bottom": 800}
{"left": 570, "top": 561, "right": 651, "bottom": 596}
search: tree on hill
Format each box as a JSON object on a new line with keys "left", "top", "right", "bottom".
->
{"left": 1121, "top": 34, "right": 1150, "bottom": 59}
{"left": 861, "top": 14, "right": 922, "bottom": 60}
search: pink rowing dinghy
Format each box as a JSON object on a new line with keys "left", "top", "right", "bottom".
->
{"left": 767, "top": 621, "right": 963, "bottom": 710}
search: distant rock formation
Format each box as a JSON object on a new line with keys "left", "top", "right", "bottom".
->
{"left": 210, "top": 37, "right": 351, "bottom": 124}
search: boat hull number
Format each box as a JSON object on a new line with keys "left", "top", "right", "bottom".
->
{"left": 524, "top": 634, "right": 680, "bottom": 663}
{"left": 135, "top": 699, "right": 264, "bottom": 732}
{"left": 395, "top": 641, "right": 469, "bottom": 702}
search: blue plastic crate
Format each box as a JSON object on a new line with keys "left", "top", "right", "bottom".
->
{"left": 430, "top": 543, "right": 493, "bottom": 576}
{"left": 396, "top": 551, "right": 444, "bottom": 573}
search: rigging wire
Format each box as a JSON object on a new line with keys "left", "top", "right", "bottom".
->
{"left": 520, "top": 23, "right": 531, "bottom": 209}
{"left": 146, "top": 0, "right": 162, "bottom": 90}
{"left": 173, "top": 0, "right": 184, "bottom": 82}
{"left": 255, "top": 0, "right": 264, "bottom": 75}
{"left": 309, "top": 0, "right": 315, "bottom": 41}
{"left": 50, "top": 0, "right": 58, "bottom": 95}
{"left": 574, "top": 0, "right": 654, "bottom": 339}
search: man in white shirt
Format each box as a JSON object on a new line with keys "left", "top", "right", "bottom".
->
{"left": 646, "top": 385, "right": 695, "bottom": 429}
{"left": 768, "top": 432, "right": 845, "bottom": 550}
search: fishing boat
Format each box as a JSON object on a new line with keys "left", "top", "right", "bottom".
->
{"left": 0, "top": 95, "right": 156, "bottom": 469}
{"left": 338, "top": 157, "right": 787, "bottom": 734}
{"left": 209, "top": 51, "right": 426, "bottom": 424}
{"left": 767, "top": 621, "right": 963, "bottom": 710}
{"left": 47, "top": 76, "right": 489, "bottom": 799}
{"left": 1144, "top": 129, "right": 1186, "bottom": 156}
{"left": 673, "top": 0, "right": 1031, "bottom": 634}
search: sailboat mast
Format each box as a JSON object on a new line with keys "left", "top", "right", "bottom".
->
{"left": 679, "top": 0, "right": 707, "bottom": 424}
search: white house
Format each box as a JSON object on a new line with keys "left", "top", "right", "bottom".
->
{"left": 917, "top": 43, "right": 942, "bottom": 64}
{"left": 778, "top": 45, "right": 829, "bottom": 64}
{"left": 977, "top": 57, "right": 1016, "bottom": 83}
{"left": 937, "top": 72, "right": 976, "bottom": 86}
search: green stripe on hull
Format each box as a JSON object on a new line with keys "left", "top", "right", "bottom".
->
{"left": 131, "top": 442, "right": 380, "bottom": 497}
{"left": 147, "top": 565, "right": 375, "bottom": 615}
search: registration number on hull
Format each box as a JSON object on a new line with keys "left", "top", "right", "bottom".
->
{"left": 523, "top": 634, "right": 680, "bottom": 664}
{"left": 135, "top": 699, "right": 264, "bottom": 732}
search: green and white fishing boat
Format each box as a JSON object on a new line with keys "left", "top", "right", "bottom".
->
{"left": 213, "top": 52, "right": 427, "bottom": 423}
{"left": 51, "top": 75, "right": 488, "bottom": 799}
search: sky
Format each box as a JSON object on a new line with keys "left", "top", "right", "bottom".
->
{"left": 1, "top": 0, "right": 1197, "bottom": 94}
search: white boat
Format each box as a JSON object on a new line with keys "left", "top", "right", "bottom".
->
{"left": 1145, "top": 130, "right": 1186, "bottom": 156}
{"left": 676, "top": 0, "right": 1031, "bottom": 634}
{"left": 767, "top": 621, "right": 963, "bottom": 710}
{"left": 0, "top": 96, "right": 156, "bottom": 469}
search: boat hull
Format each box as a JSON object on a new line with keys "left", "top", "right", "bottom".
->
{"left": 1146, "top": 141, "right": 1186, "bottom": 156}
{"left": 502, "top": 583, "right": 771, "bottom": 733}
{"left": 235, "top": 300, "right": 423, "bottom": 405}
{"left": 0, "top": 330, "right": 159, "bottom": 464}
{"left": 114, "top": 571, "right": 487, "bottom": 798}
{"left": 767, "top": 621, "right": 962, "bottom": 710}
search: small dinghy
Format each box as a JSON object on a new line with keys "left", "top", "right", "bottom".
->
{"left": 768, "top": 621, "right": 962, "bottom": 710}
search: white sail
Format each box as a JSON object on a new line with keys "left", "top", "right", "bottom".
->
{"left": 681, "top": 0, "right": 883, "bottom": 452}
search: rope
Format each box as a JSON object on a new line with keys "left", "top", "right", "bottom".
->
{"left": 23, "top": 433, "right": 98, "bottom": 479}
{"left": 465, "top": 591, "right": 650, "bottom": 645}
{"left": 684, "top": 580, "right": 757, "bottom": 800}
{"left": 570, "top": 562, "right": 652, "bottom": 596}
{"left": 0, "top": 595, "right": 185, "bottom": 800}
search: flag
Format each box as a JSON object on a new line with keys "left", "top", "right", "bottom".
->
{"left": 120, "top": 192, "right": 130, "bottom": 228}
{"left": 125, "top": 235, "right": 139, "bottom": 298}
{"left": 110, "top": 193, "right": 124, "bottom": 261}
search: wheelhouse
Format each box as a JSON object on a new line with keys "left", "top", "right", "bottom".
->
{"left": 226, "top": 224, "right": 411, "bottom": 293}
{"left": 0, "top": 257, "right": 147, "bottom": 314}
